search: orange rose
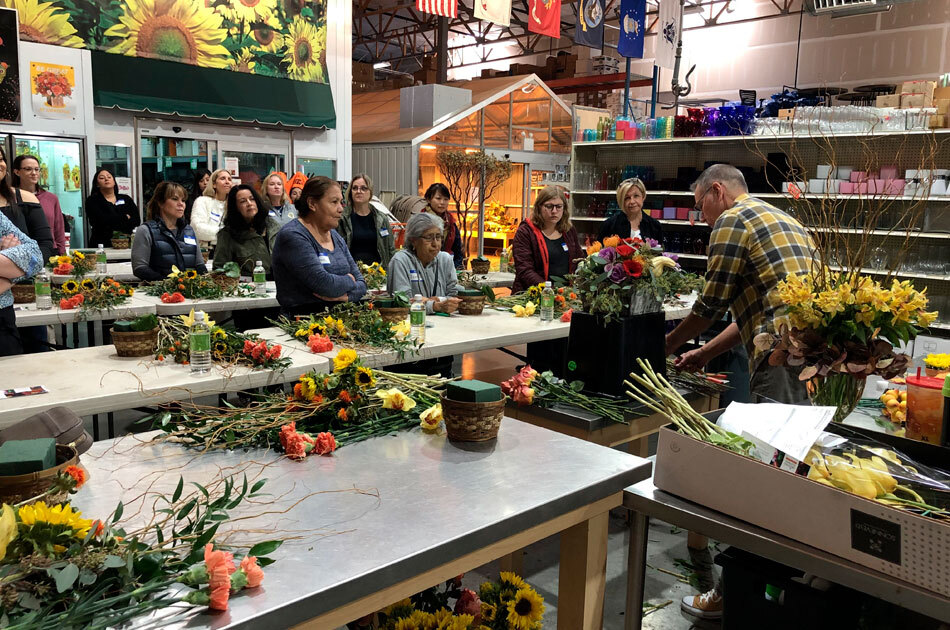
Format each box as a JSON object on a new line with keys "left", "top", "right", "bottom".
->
{"left": 240, "top": 556, "right": 265, "bottom": 588}
{"left": 602, "top": 235, "right": 621, "bottom": 248}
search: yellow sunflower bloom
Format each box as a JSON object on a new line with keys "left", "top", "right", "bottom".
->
{"left": 480, "top": 603, "right": 496, "bottom": 624}
{"left": 1, "top": 0, "right": 85, "bottom": 48}
{"left": 299, "top": 376, "right": 317, "bottom": 400}
{"left": 55, "top": 255, "right": 71, "bottom": 266}
{"left": 221, "top": 0, "right": 276, "bottom": 23}
{"left": 62, "top": 279, "right": 79, "bottom": 295}
{"left": 80, "top": 278, "right": 96, "bottom": 291}
{"left": 506, "top": 587, "right": 545, "bottom": 630}
{"left": 376, "top": 388, "right": 416, "bottom": 412}
{"left": 18, "top": 501, "right": 94, "bottom": 540}
{"left": 0, "top": 504, "right": 16, "bottom": 562}
{"left": 419, "top": 403, "right": 442, "bottom": 432}
{"left": 184, "top": 269, "right": 198, "bottom": 279}
{"left": 104, "top": 0, "right": 230, "bottom": 68}
{"left": 283, "top": 17, "right": 326, "bottom": 83}
{"left": 73, "top": 251, "right": 85, "bottom": 260}
{"left": 294, "top": 327, "right": 309, "bottom": 338}
{"left": 332, "top": 348, "right": 358, "bottom": 372}
{"left": 230, "top": 49, "right": 257, "bottom": 74}
{"left": 355, "top": 366, "right": 375, "bottom": 389}
{"left": 499, "top": 572, "right": 529, "bottom": 589}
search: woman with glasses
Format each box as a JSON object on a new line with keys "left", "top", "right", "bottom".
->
{"left": 511, "top": 186, "right": 583, "bottom": 293}
{"left": 386, "top": 212, "right": 459, "bottom": 314}
{"left": 12, "top": 155, "right": 65, "bottom": 255}
{"left": 598, "top": 178, "right": 663, "bottom": 245}
{"left": 338, "top": 173, "right": 395, "bottom": 267}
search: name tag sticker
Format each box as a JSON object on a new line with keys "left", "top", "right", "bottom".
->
{"left": 115, "top": 199, "right": 125, "bottom": 205}
{"left": 210, "top": 212, "right": 221, "bottom": 221}
{"left": 562, "top": 243, "right": 569, "bottom": 252}
{"left": 184, "top": 236, "right": 197, "bottom": 245}
{"left": 380, "top": 229, "right": 389, "bottom": 237}
{"left": 318, "top": 254, "right": 331, "bottom": 265}
{"left": 269, "top": 210, "right": 278, "bottom": 218}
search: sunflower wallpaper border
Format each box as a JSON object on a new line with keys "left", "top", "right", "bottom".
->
{"left": 2, "top": 0, "right": 329, "bottom": 84}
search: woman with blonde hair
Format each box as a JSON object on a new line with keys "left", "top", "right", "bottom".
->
{"left": 260, "top": 171, "right": 297, "bottom": 225}
{"left": 132, "top": 181, "right": 206, "bottom": 281}
{"left": 338, "top": 173, "right": 395, "bottom": 267}
{"left": 190, "top": 168, "right": 233, "bottom": 248}
{"left": 598, "top": 177, "right": 663, "bottom": 244}
{"left": 511, "top": 185, "right": 583, "bottom": 293}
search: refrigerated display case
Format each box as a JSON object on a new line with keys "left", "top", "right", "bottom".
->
{"left": 13, "top": 136, "right": 86, "bottom": 248}
{"left": 95, "top": 144, "right": 131, "bottom": 178}
{"left": 295, "top": 157, "right": 334, "bottom": 179}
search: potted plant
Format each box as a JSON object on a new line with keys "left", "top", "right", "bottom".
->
{"left": 470, "top": 255, "right": 490, "bottom": 274}
{"left": 374, "top": 291, "right": 410, "bottom": 324}
{"left": 456, "top": 271, "right": 495, "bottom": 315}
{"left": 112, "top": 313, "right": 159, "bottom": 357}
{"left": 110, "top": 230, "right": 131, "bottom": 249}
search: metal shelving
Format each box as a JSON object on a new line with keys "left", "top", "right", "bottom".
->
{"left": 573, "top": 128, "right": 950, "bottom": 148}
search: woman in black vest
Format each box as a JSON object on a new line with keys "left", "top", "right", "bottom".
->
{"left": 131, "top": 181, "right": 206, "bottom": 281}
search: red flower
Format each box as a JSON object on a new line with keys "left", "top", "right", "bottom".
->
{"left": 243, "top": 340, "right": 255, "bottom": 354}
{"left": 560, "top": 309, "right": 573, "bottom": 322}
{"left": 59, "top": 297, "right": 74, "bottom": 309}
{"left": 338, "top": 390, "right": 352, "bottom": 404}
{"left": 279, "top": 422, "right": 297, "bottom": 449}
{"left": 74, "top": 294, "right": 84, "bottom": 304}
{"left": 204, "top": 543, "right": 236, "bottom": 575}
{"left": 64, "top": 465, "right": 86, "bottom": 489}
{"left": 284, "top": 433, "right": 308, "bottom": 459}
{"left": 454, "top": 589, "right": 482, "bottom": 623}
{"left": 240, "top": 556, "right": 265, "bottom": 588}
{"left": 616, "top": 244, "right": 635, "bottom": 257}
{"left": 313, "top": 431, "right": 336, "bottom": 455}
{"left": 266, "top": 344, "right": 281, "bottom": 360}
{"left": 622, "top": 259, "right": 643, "bottom": 277}
{"left": 307, "top": 334, "right": 333, "bottom": 353}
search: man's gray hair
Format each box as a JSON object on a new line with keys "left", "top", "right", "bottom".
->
{"left": 405, "top": 212, "right": 444, "bottom": 250}
{"left": 690, "top": 164, "right": 748, "bottom": 194}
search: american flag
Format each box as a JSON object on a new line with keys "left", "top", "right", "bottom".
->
{"left": 416, "top": 0, "right": 457, "bottom": 18}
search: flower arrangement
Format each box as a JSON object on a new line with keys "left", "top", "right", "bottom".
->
{"left": 143, "top": 263, "right": 252, "bottom": 301}
{"left": 372, "top": 572, "right": 544, "bottom": 630}
{"left": 47, "top": 252, "right": 94, "bottom": 277}
{"left": 271, "top": 302, "right": 420, "bottom": 357}
{"left": 502, "top": 365, "right": 631, "bottom": 424}
{"left": 754, "top": 270, "right": 936, "bottom": 421}
{"left": 359, "top": 261, "right": 387, "bottom": 290}
{"left": 482, "top": 200, "right": 517, "bottom": 232}
{"left": 0, "top": 466, "right": 280, "bottom": 625}
{"left": 493, "top": 283, "right": 577, "bottom": 317}
{"left": 570, "top": 236, "right": 703, "bottom": 323}
{"left": 57, "top": 276, "right": 134, "bottom": 315}
{"left": 152, "top": 350, "right": 451, "bottom": 455}
{"left": 154, "top": 311, "right": 290, "bottom": 371}
{"left": 924, "top": 353, "right": 950, "bottom": 371}
{"left": 34, "top": 71, "right": 72, "bottom": 101}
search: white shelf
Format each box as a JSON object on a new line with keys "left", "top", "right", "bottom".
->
{"left": 572, "top": 216, "right": 604, "bottom": 222}
{"left": 675, "top": 253, "right": 708, "bottom": 261}
{"left": 660, "top": 219, "right": 708, "bottom": 226}
{"left": 571, "top": 189, "right": 950, "bottom": 202}
{"left": 828, "top": 265, "right": 950, "bottom": 282}
{"left": 808, "top": 227, "right": 950, "bottom": 239}
{"left": 573, "top": 128, "right": 950, "bottom": 148}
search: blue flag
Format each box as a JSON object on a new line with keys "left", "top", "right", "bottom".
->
{"left": 618, "top": 0, "right": 645, "bottom": 58}
{"left": 575, "top": 0, "right": 605, "bottom": 49}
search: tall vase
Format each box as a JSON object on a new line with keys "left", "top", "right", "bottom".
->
{"left": 807, "top": 373, "right": 866, "bottom": 423}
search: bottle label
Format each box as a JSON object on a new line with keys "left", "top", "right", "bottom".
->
{"left": 253, "top": 272, "right": 265, "bottom": 283}
{"left": 190, "top": 331, "right": 211, "bottom": 352}
{"left": 410, "top": 310, "right": 425, "bottom": 326}
{"left": 97, "top": 253, "right": 107, "bottom": 264}
{"left": 541, "top": 295, "right": 554, "bottom": 308}
{"left": 35, "top": 282, "right": 51, "bottom": 296}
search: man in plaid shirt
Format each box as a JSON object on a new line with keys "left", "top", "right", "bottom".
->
{"left": 666, "top": 164, "right": 817, "bottom": 403}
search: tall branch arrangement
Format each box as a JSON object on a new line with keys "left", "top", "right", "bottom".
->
{"left": 436, "top": 149, "right": 512, "bottom": 259}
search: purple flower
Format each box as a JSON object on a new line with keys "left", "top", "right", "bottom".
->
{"left": 667, "top": 253, "right": 679, "bottom": 262}
{"left": 599, "top": 247, "right": 618, "bottom": 263}
{"left": 607, "top": 263, "right": 627, "bottom": 283}
{"left": 647, "top": 238, "right": 660, "bottom": 248}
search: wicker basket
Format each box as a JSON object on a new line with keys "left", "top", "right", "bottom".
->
{"left": 110, "top": 237, "right": 130, "bottom": 249}
{"left": 112, "top": 327, "right": 158, "bottom": 357}
{"left": 12, "top": 282, "right": 34, "bottom": 304}
{"left": 441, "top": 394, "right": 506, "bottom": 442}
{"left": 211, "top": 273, "right": 239, "bottom": 293}
{"left": 470, "top": 259, "right": 490, "bottom": 274}
{"left": 0, "top": 444, "right": 79, "bottom": 505}
{"left": 377, "top": 306, "right": 409, "bottom": 324}
{"left": 458, "top": 294, "right": 486, "bottom": 315}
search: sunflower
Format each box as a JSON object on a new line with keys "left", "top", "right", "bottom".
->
{"left": 62, "top": 279, "right": 79, "bottom": 295}
{"left": 18, "top": 501, "right": 95, "bottom": 540}
{"left": 282, "top": 16, "right": 326, "bottom": 82}
{"left": 80, "top": 278, "right": 96, "bottom": 291}
{"left": 184, "top": 269, "right": 198, "bottom": 279}
{"left": 499, "top": 572, "right": 528, "bottom": 590}
{"left": 506, "top": 587, "right": 544, "bottom": 630}
{"left": 222, "top": 0, "right": 277, "bottom": 23}
{"left": 230, "top": 49, "right": 257, "bottom": 74}
{"left": 73, "top": 251, "right": 85, "bottom": 260}
{"left": 0, "top": 0, "right": 85, "bottom": 48}
{"left": 212, "top": 340, "right": 229, "bottom": 358}
{"left": 104, "top": 0, "right": 230, "bottom": 69}
{"left": 332, "top": 349, "right": 358, "bottom": 372}
{"left": 355, "top": 366, "right": 375, "bottom": 389}
{"left": 212, "top": 328, "right": 227, "bottom": 340}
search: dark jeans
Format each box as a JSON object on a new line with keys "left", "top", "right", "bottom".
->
{"left": 0, "top": 306, "right": 23, "bottom": 356}
{"left": 749, "top": 353, "right": 808, "bottom": 404}
{"left": 20, "top": 325, "right": 52, "bottom": 353}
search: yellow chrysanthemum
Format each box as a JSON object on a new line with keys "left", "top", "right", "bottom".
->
{"left": 506, "top": 587, "right": 545, "bottom": 630}
{"left": 355, "top": 366, "right": 375, "bottom": 389}
{"left": 332, "top": 348, "right": 358, "bottom": 372}
{"left": 230, "top": 49, "right": 257, "bottom": 74}
{"left": 924, "top": 352, "right": 950, "bottom": 369}
{"left": 283, "top": 17, "right": 326, "bottom": 82}
{"left": 221, "top": 0, "right": 277, "bottom": 23}
{"left": 18, "top": 502, "right": 94, "bottom": 540}
{"left": 104, "top": 0, "right": 230, "bottom": 69}
{"left": 376, "top": 388, "right": 416, "bottom": 412}
{"left": 55, "top": 255, "right": 71, "bottom": 266}
{"left": 0, "top": 504, "right": 16, "bottom": 562}
{"left": 0, "top": 0, "right": 85, "bottom": 48}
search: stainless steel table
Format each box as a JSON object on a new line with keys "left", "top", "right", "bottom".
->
{"left": 76, "top": 421, "right": 652, "bottom": 629}
{"left": 623, "top": 477, "right": 950, "bottom": 630}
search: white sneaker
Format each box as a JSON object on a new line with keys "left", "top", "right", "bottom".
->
{"left": 681, "top": 588, "right": 722, "bottom": 620}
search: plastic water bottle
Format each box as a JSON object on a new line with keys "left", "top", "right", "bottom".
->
{"left": 189, "top": 311, "right": 212, "bottom": 374}
{"left": 96, "top": 244, "right": 107, "bottom": 274}
{"left": 409, "top": 269, "right": 423, "bottom": 297}
{"left": 410, "top": 294, "right": 426, "bottom": 343}
{"left": 499, "top": 248, "right": 509, "bottom": 273}
{"left": 540, "top": 281, "right": 555, "bottom": 323}
{"left": 253, "top": 260, "right": 266, "bottom": 296}
{"left": 34, "top": 269, "right": 52, "bottom": 310}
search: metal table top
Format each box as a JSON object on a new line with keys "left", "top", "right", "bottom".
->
{"left": 624, "top": 477, "right": 950, "bottom": 622}
{"left": 75, "top": 422, "right": 652, "bottom": 629}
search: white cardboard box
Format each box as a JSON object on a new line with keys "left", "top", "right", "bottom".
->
{"left": 654, "top": 425, "right": 950, "bottom": 597}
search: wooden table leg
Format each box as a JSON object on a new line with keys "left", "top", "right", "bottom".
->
{"left": 557, "top": 509, "right": 609, "bottom": 630}
{"left": 624, "top": 511, "right": 650, "bottom": 630}
{"left": 628, "top": 437, "right": 650, "bottom": 458}
{"left": 499, "top": 549, "right": 524, "bottom": 576}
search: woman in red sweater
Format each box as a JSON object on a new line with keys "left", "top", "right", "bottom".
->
{"left": 511, "top": 186, "right": 583, "bottom": 293}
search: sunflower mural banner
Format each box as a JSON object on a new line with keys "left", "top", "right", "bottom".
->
{"left": 3, "top": 0, "right": 329, "bottom": 84}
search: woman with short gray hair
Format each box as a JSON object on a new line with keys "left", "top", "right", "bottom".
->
{"left": 386, "top": 212, "right": 460, "bottom": 314}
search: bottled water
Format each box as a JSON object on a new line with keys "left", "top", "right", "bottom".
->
{"left": 499, "top": 248, "right": 509, "bottom": 273}
{"left": 35, "top": 268, "right": 52, "bottom": 310}
{"left": 540, "top": 281, "right": 555, "bottom": 323}
{"left": 253, "top": 260, "right": 266, "bottom": 296}
{"left": 96, "top": 244, "right": 107, "bottom": 274}
{"left": 189, "top": 311, "right": 212, "bottom": 374}
{"left": 410, "top": 294, "right": 426, "bottom": 343}
{"left": 409, "top": 268, "right": 423, "bottom": 297}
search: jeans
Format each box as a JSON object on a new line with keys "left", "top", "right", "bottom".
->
{"left": 0, "top": 306, "right": 23, "bottom": 356}
{"left": 749, "top": 353, "right": 808, "bottom": 404}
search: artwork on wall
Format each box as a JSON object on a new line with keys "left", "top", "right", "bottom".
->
{"left": 0, "top": 7, "right": 21, "bottom": 123}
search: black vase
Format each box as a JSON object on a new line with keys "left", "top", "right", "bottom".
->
{"left": 565, "top": 310, "right": 666, "bottom": 398}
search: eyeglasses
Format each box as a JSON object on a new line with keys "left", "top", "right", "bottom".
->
{"left": 693, "top": 186, "right": 714, "bottom": 213}
{"left": 418, "top": 233, "right": 443, "bottom": 243}
{"left": 351, "top": 186, "right": 370, "bottom": 192}
{"left": 542, "top": 203, "right": 564, "bottom": 211}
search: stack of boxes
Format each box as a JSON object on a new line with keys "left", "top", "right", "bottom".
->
{"left": 353, "top": 61, "right": 374, "bottom": 93}
{"left": 875, "top": 79, "right": 949, "bottom": 128}
{"left": 591, "top": 55, "right": 620, "bottom": 75}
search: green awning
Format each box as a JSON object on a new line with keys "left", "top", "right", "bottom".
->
{"left": 91, "top": 51, "right": 335, "bottom": 129}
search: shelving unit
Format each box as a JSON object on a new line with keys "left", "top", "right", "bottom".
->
{"left": 573, "top": 188, "right": 950, "bottom": 204}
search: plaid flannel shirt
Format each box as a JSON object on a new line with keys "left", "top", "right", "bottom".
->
{"left": 693, "top": 194, "right": 817, "bottom": 355}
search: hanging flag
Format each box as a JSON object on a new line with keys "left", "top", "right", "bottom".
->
{"left": 655, "top": 0, "right": 680, "bottom": 69}
{"left": 474, "top": 0, "right": 512, "bottom": 27}
{"left": 528, "top": 0, "right": 561, "bottom": 38}
{"left": 575, "top": 0, "right": 605, "bottom": 49}
{"left": 618, "top": 0, "right": 645, "bottom": 58}
{"left": 416, "top": 0, "right": 457, "bottom": 18}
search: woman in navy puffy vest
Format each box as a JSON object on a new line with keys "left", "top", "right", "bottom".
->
{"left": 132, "top": 181, "right": 207, "bottom": 281}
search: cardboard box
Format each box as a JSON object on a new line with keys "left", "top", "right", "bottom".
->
{"left": 353, "top": 62, "right": 374, "bottom": 82}
{"left": 930, "top": 114, "right": 947, "bottom": 129}
{"left": 875, "top": 94, "right": 901, "bottom": 108}
{"left": 654, "top": 424, "right": 950, "bottom": 598}
{"left": 900, "top": 92, "right": 932, "bottom": 109}
{"left": 934, "top": 99, "right": 950, "bottom": 115}
{"left": 777, "top": 108, "right": 795, "bottom": 120}
{"left": 900, "top": 80, "right": 936, "bottom": 100}
{"left": 934, "top": 86, "right": 950, "bottom": 101}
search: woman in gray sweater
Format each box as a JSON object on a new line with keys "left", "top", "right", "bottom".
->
{"left": 271, "top": 177, "right": 365, "bottom": 317}
{"left": 387, "top": 213, "right": 460, "bottom": 314}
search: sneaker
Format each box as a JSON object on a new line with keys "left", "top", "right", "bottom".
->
{"left": 681, "top": 588, "right": 722, "bottom": 620}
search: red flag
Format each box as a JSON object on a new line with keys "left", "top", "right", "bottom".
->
{"left": 417, "top": 0, "right": 457, "bottom": 18}
{"left": 528, "top": 0, "right": 561, "bottom": 38}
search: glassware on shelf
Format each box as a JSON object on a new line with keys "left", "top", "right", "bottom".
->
{"left": 868, "top": 246, "right": 888, "bottom": 270}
